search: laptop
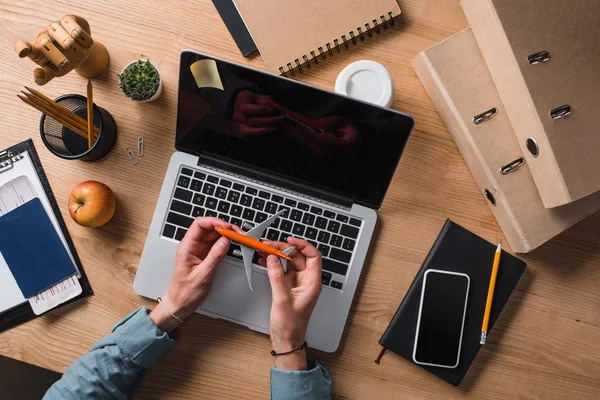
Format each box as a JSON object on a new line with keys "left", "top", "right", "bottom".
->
{"left": 134, "top": 51, "right": 414, "bottom": 352}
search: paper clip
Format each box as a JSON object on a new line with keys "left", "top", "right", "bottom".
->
{"left": 126, "top": 146, "right": 138, "bottom": 165}
{"left": 137, "top": 137, "right": 144, "bottom": 157}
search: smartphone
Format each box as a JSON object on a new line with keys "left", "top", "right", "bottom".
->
{"left": 412, "top": 269, "right": 470, "bottom": 369}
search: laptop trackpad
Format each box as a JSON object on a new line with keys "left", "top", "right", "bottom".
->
{"left": 199, "top": 260, "right": 271, "bottom": 331}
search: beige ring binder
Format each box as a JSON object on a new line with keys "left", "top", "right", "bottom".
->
{"left": 412, "top": 28, "right": 600, "bottom": 253}
{"left": 462, "top": 0, "right": 600, "bottom": 208}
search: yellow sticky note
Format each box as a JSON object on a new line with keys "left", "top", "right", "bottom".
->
{"left": 190, "top": 59, "right": 224, "bottom": 90}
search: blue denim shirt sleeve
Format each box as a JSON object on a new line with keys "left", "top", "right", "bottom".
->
{"left": 270, "top": 361, "right": 332, "bottom": 399}
{"left": 43, "top": 306, "right": 332, "bottom": 399}
{"left": 43, "top": 307, "right": 177, "bottom": 400}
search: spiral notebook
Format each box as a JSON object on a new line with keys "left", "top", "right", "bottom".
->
{"left": 232, "top": 0, "right": 401, "bottom": 75}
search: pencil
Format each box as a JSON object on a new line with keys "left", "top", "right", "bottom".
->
{"left": 214, "top": 227, "right": 292, "bottom": 261}
{"left": 87, "top": 79, "right": 94, "bottom": 149}
{"left": 18, "top": 94, "right": 90, "bottom": 139}
{"left": 23, "top": 86, "right": 100, "bottom": 139}
{"left": 481, "top": 241, "right": 502, "bottom": 344}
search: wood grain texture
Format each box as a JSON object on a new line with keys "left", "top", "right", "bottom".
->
{"left": 1, "top": 1, "right": 599, "bottom": 399}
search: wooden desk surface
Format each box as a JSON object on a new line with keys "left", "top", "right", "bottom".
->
{"left": 1, "top": 1, "right": 599, "bottom": 398}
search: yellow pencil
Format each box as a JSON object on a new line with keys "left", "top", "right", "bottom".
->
{"left": 481, "top": 241, "right": 502, "bottom": 344}
{"left": 87, "top": 79, "right": 94, "bottom": 149}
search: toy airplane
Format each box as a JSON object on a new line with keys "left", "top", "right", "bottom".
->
{"left": 215, "top": 210, "right": 295, "bottom": 291}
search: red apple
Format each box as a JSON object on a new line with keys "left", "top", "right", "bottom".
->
{"left": 68, "top": 181, "right": 116, "bottom": 228}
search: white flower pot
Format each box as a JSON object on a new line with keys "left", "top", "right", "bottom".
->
{"left": 120, "top": 60, "right": 163, "bottom": 103}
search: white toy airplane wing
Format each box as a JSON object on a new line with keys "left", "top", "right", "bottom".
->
{"left": 240, "top": 210, "right": 294, "bottom": 291}
{"left": 245, "top": 210, "right": 285, "bottom": 240}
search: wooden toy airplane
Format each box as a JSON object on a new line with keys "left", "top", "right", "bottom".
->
{"left": 215, "top": 210, "right": 295, "bottom": 291}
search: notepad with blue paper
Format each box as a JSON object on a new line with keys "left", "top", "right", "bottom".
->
{"left": 0, "top": 198, "right": 76, "bottom": 298}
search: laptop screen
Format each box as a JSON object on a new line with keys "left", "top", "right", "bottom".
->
{"left": 176, "top": 51, "right": 414, "bottom": 208}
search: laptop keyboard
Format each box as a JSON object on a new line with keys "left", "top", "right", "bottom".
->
{"left": 161, "top": 166, "right": 364, "bottom": 291}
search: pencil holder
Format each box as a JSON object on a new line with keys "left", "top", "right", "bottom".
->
{"left": 40, "top": 94, "right": 117, "bottom": 161}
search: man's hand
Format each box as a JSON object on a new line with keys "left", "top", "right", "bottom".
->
{"left": 150, "top": 217, "right": 232, "bottom": 333}
{"left": 259, "top": 238, "right": 323, "bottom": 370}
{"left": 231, "top": 90, "right": 283, "bottom": 136}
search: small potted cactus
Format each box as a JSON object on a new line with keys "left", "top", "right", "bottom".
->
{"left": 118, "top": 59, "right": 162, "bottom": 102}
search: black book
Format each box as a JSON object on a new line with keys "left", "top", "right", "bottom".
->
{"left": 212, "top": 0, "right": 258, "bottom": 57}
{"left": 378, "top": 219, "right": 526, "bottom": 386}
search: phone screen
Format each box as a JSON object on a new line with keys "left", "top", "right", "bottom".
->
{"left": 413, "top": 270, "right": 470, "bottom": 368}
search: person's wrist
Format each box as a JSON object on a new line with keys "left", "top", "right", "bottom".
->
{"left": 274, "top": 348, "right": 308, "bottom": 371}
{"left": 271, "top": 334, "right": 308, "bottom": 371}
{"left": 149, "top": 296, "right": 188, "bottom": 333}
{"left": 149, "top": 304, "right": 181, "bottom": 334}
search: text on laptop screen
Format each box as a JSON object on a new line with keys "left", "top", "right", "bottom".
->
{"left": 176, "top": 52, "right": 414, "bottom": 208}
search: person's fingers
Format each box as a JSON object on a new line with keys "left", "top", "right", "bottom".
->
{"left": 245, "top": 116, "right": 283, "bottom": 128}
{"left": 198, "top": 236, "right": 230, "bottom": 276}
{"left": 261, "top": 240, "right": 287, "bottom": 250}
{"left": 288, "top": 237, "right": 321, "bottom": 277}
{"left": 197, "top": 217, "right": 231, "bottom": 243}
{"left": 236, "top": 124, "right": 274, "bottom": 136}
{"left": 178, "top": 217, "right": 231, "bottom": 257}
{"left": 240, "top": 103, "right": 279, "bottom": 117}
{"left": 231, "top": 225, "right": 245, "bottom": 234}
{"left": 263, "top": 240, "right": 306, "bottom": 270}
{"left": 288, "top": 237, "right": 321, "bottom": 259}
{"left": 266, "top": 255, "right": 289, "bottom": 303}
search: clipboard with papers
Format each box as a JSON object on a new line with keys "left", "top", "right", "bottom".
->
{"left": 0, "top": 139, "right": 92, "bottom": 332}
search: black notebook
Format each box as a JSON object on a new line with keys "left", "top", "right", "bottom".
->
{"left": 378, "top": 219, "right": 526, "bottom": 386}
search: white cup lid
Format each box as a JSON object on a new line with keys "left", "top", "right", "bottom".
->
{"left": 335, "top": 60, "right": 394, "bottom": 108}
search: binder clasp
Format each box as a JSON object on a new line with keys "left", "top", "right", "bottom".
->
{"left": 500, "top": 157, "right": 526, "bottom": 175}
{"left": 527, "top": 51, "right": 551, "bottom": 65}
{"left": 473, "top": 107, "right": 498, "bottom": 124}
{"left": 550, "top": 104, "right": 572, "bottom": 119}
{"left": 0, "top": 150, "right": 16, "bottom": 172}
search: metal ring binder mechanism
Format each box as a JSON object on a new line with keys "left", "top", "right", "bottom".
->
{"left": 278, "top": 11, "right": 396, "bottom": 77}
{"left": 500, "top": 157, "right": 526, "bottom": 175}
{"left": 0, "top": 151, "right": 23, "bottom": 172}
{"left": 550, "top": 104, "right": 572, "bottom": 120}
{"left": 527, "top": 51, "right": 551, "bottom": 65}
{"left": 472, "top": 107, "right": 498, "bottom": 124}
